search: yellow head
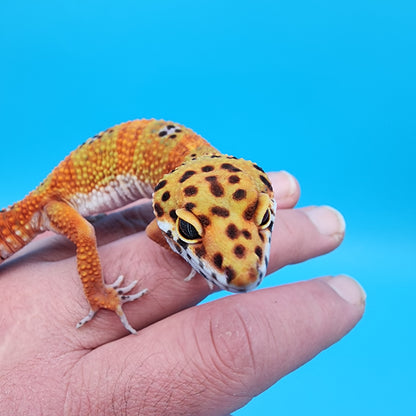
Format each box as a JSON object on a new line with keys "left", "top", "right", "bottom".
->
{"left": 152, "top": 155, "right": 276, "bottom": 292}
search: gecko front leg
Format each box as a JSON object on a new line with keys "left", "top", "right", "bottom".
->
{"left": 44, "top": 200, "right": 146, "bottom": 333}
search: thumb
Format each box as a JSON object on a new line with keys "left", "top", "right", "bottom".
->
{"left": 86, "top": 275, "right": 365, "bottom": 416}
{"left": 173, "top": 275, "right": 366, "bottom": 414}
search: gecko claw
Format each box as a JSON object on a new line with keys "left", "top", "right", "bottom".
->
{"left": 76, "top": 309, "right": 97, "bottom": 329}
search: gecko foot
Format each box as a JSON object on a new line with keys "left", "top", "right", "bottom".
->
{"left": 184, "top": 269, "right": 197, "bottom": 282}
{"left": 184, "top": 269, "right": 214, "bottom": 290}
{"left": 76, "top": 275, "right": 148, "bottom": 334}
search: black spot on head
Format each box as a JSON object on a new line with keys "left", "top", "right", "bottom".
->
{"left": 228, "top": 175, "right": 240, "bottom": 184}
{"left": 155, "top": 180, "right": 167, "bottom": 191}
{"left": 166, "top": 230, "right": 173, "bottom": 238}
{"left": 225, "top": 267, "right": 236, "bottom": 283}
{"left": 260, "top": 175, "right": 273, "bottom": 191}
{"left": 175, "top": 128, "right": 182, "bottom": 133}
{"left": 243, "top": 200, "right": 259, "bottom": 221}
{"left": 234, "top": 245, "right": 246, "bottom": 258}
{"left": 253, "top": 164, "right": 265, "bottom": 173}
{"left": 187, "top": 253, "right": 192, "bottom": 260}
{"left": 158, "top": 131, "right": 167, "bottom": 137}
{"left": 161, "top": 191, "right": 171, "bottom": 201}
{"left": 210, "top": 155, "right": 221, "bottom": 158}
{"left": 265, "top": 256, "right": 269, "bottom": 268}
{"left": 211, "top": 182, "right": 224, "bottom": 197}
{"left": 195, "top": 245, "right": 207, "bottom": 258}
{"left": 213, "top": 253, "right": 223, "bottom": 269}
{"left": 169, "top": 134, "right": 177, "bottom": 139}
{"left": 169, "top": 210, "right": 178, "bottom": 220}
{"left": 268, "top": 220, "right": 274, "bottom": 231}
{"left": 197, "top": 215, "right": 211, "bottom": 227}
{"left": 232, "top": 189, "right": 246, "bottom": 201}
{"left": 179, "top": 170, "right": 196, "bottom": 183}
{"left": 202, "top": 165, "right": 215, "bottom": 172}
{"left": 205, "top": 176, "right": 224, "bottom": 197}
{"left": 177, "top": 239, "right": 189, "bottom": 249}
{"left": 255, "top": 246, "right": 263, "bottom": 259}
{"left": 211, "top": 206, "right": 230, "bottom": 217}
{"left": 221, "top": 163, "right": 242, "bottom": 172}
{"left": 167, "top": 124, "right": 175, "bottom": 129}
{"left": 242, "top": 230, "right": 252, "bottom": 239}
{"left": 226, "top": 224, "right": 239, "bottom": 240}
{"left": 185, "top": 202, "right": 196, "bottom": 211}
{"left": 184, "top": 186, "right": 198, "bottom": 196}
{"left": 258, "top": 231, "right": 265, "bottom": 242}
{"left": 154, "top": 203, "right": 164, "bottom": 217}
{"left": 211, "top": 272, "right": 218, "bottom": 281}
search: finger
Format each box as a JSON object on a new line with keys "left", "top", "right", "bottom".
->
{"left": 267, "top": 170, "right": 300, "bottom": 208}
{"left": 268, "top": 205, "right": 346, "bottom": 272}
{"left": 76, "top": 275, "right": 366, "bottom": 415}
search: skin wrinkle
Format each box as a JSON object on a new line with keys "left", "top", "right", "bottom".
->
{"left": 110, "top": 365, "right": 128, "bottom": 416}
{"left": 70, "top": 362, "right": 96, "bottom": 415}
{"left": 153, "top": 352, "right": 195, "bottom": 415}
{"left": 191, "top": 306, "right": 254, "bottom": 402}
{"left": 119, "top": 349, "right": 164, "bottom": 416}
{"left": 122, "top": 337, "right": 202, "bottom": 416}
{"left": 154, "top": 313, "right": 239, "bottom": 415}
{"left": 146, "top": 367, "right": 200, "bottom": 415}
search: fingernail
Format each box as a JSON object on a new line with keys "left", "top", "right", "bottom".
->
{"left": 305, "top": 206, "right": 345, "bottom": 241}
{"left": 276, "top": 171, "right": 298, "bottom": 199}
{"left": 326, "top": 274, "right": 367, "bottom": 306}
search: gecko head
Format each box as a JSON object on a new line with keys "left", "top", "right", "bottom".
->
{"left": 152, "top": 155, "right": 276, "bottom": 292}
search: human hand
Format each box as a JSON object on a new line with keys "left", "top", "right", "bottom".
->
{"left": 0, "top": 171, "right": 365, "bottom": 415}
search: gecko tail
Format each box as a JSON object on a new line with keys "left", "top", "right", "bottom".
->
{"left": 0, "top": 201, "right": 40, "bottom": 263}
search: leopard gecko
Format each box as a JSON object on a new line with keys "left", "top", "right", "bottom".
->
{"left": 0, "top": 120, "right": 276, "bottom": 333}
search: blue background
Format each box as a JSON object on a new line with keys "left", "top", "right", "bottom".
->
{"left": 1, "top": 1, "right": 414, "bottom": 414}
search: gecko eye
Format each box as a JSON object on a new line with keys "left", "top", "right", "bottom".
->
{"left": 259, "top": 208, "right": 272, "bottom": 229}
{"left": 178, "top": 218, "right": 202, "bottom": 242}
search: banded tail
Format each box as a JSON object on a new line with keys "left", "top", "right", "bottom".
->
{"left": 0, "top": 197, "right": 43, "bottom": 262}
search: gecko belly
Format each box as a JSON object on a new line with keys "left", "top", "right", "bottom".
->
{"left": 70, "top": 173, "right": 154, "bottom": 217}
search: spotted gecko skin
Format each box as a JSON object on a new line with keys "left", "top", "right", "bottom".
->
{"left": 0, "top": 119, "right": 276, "bottom": 333}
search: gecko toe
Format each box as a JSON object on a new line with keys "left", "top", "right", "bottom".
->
{"left": 108, "top": 275, "right": 125, "bottom": 288}
{"left": 120, "top": 288, "right": 148, "bottom": 303}
{"left": 76, "top": 309, "right": 97, "bottom": 329}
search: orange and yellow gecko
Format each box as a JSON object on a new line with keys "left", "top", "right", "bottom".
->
{"left": 0, "top": 119, "right": 276, "bottom": 333}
